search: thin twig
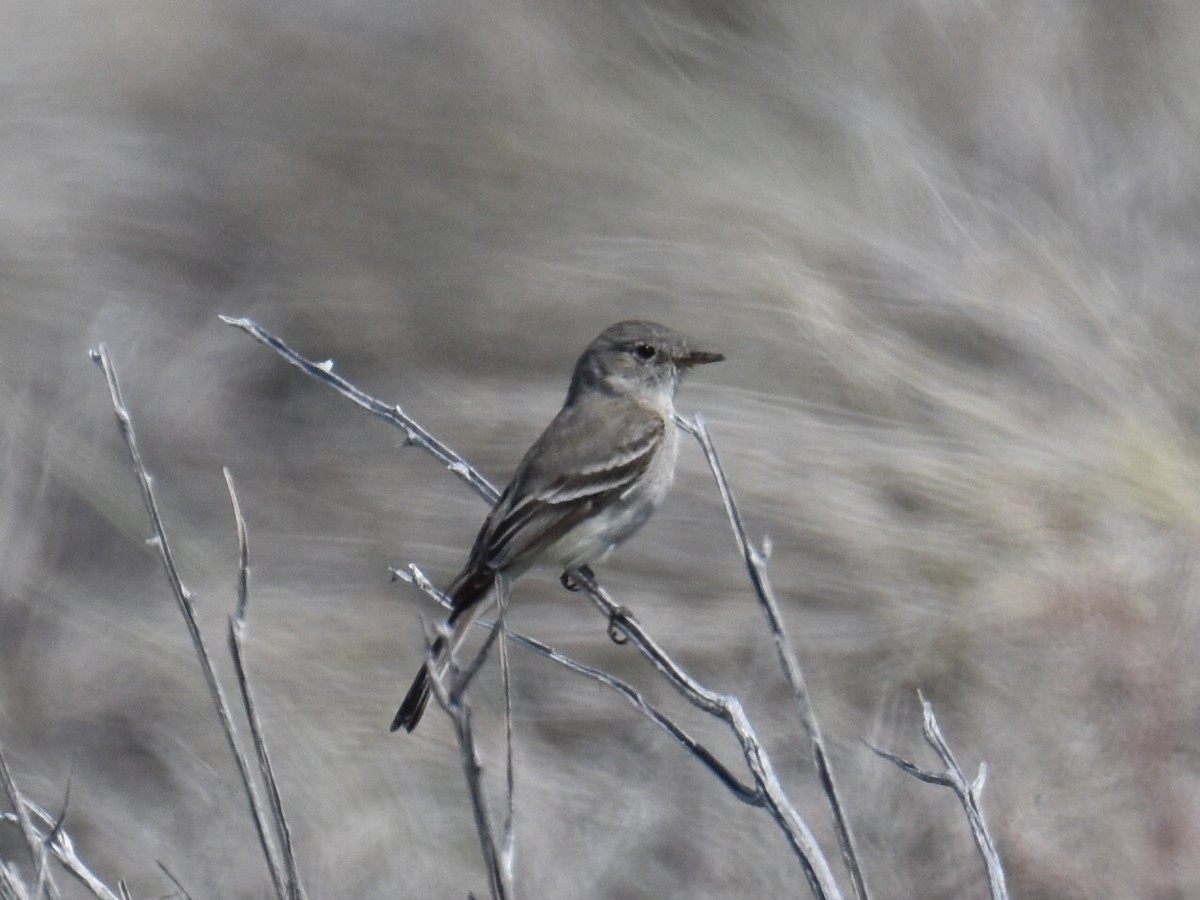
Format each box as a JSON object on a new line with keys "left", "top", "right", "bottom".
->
{"left": 223, "top": 469, "right": 306, "bottom": 900}
{"left": 89, "top": 345, "right": 288, "bottom": 900}
{"left": 0, "top": 743, "right": 39, "bottom": 889}
{"left": 32, "top": 777, "right": 73, "bottom": 900}
{"left": 571, "top": 569, "right": 840, "bottom": 900}
{"left": 681, "top": 413, "right": 870, "bottom": 900}
{"left": 0, "top": 864, "right": 31, "bottom": 900}
{"left": 226, "top": 466, "right": 250, "bottom": 624}
{"left": 426, "top": 608, "right": 513, "bottom": 900}
{"left": 218, "top": 316, "right": 498, "bottom": 502}
{"left": 0, "top": 742, "right": 62, "bottom": 900}
{"left": 447, "top": 612, "right": 506, "bottom": 711}
{"left": 0, "top": 778, "right": 121, "bottom": 900}
{"left": 155, "top": 861, "right": 196, "bottom": 900}
{"left": 392, "top": 564, "right": 759, "bottom": 802}
{"left": 398, "top": 561, "right": 836, "bottom": 898}
{"left": 865, "top": 692, "right": 1008, "bottom": 900}
{"left": 496, "top": 578, "right": 516, "bottom": 877}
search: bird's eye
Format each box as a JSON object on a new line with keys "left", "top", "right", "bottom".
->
{"left": 633, "top": 343, "right": 656, "bottom": 360}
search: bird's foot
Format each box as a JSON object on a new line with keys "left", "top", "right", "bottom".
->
{"left": 607, "top": 605, "right": 632, "bottom": 645}
{"left": 559, "top": 565, "right": 596, "bottom": 592}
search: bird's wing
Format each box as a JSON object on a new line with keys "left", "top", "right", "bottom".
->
{"left": 468, "top": 399, "right": 666, "bottom": 576}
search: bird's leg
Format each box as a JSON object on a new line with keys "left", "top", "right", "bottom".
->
{"left": 559, "top": 565, "right": 596, "bottom": 592}
{"left": 606, "top": 605, "right": 632, "bottom": 645}
{"left": 558, "top": 566, "right": 629, "bottom": 643}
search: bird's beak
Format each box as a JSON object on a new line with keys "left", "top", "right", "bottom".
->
{"left": 677, "top": 347, "right": 724, "bottom": 368}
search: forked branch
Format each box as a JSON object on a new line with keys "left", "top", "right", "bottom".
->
{"left": 90, "top": 345, "right": 304, "bottom": 900}
{"left": 865, "top": 692, "right": 1008, "bottom": 900}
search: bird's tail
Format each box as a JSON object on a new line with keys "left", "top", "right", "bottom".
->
{"left": 390, "top": 653, "right": 435, "bottom": 733}
{"left": 390, "top": 566, "right": 498, "bottom": 733}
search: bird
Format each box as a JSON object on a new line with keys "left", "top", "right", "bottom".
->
{"left": 391, "top": 320, "right": 723, "bottom": 732}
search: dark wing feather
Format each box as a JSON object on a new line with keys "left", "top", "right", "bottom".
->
{"left": 460, "top": 399, "right": 665, "bottom": 584}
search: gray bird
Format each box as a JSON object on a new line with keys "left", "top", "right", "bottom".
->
{"left": 392, "top": 320, "right": 723, "bottom": 732}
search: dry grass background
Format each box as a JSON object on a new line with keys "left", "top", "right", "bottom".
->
{"left": 3, "top": 0, "right": 1200, "bottom": 897}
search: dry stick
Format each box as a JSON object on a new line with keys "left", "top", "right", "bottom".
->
{"left": 495, "top": 578, "right": 516, "bottom": 880}
{"left": 425, "top": 603, "right": 513, "bottom": 900}
{"left": 223, "top": 468, "right": 306, "bottom": 900}
{"left": 217, "top": 316, "right": 498, "bottom": 503}
{"left": 1, "top": 798, "right": 122, "bottom": 900}
{"left": 222, "top": 316, "right": 842, "bottom": 900}
{"left": 0, "top": 864, "right": 30, "bottom": 900}
{"left": 396, "top": 505, "right": 836, "bottom": 892}
{"left": 0, "top": 741, "right": 44, "bottom": 896}
{"left": 569, "top": 569, "right": 839, "bottom": 900}
{"left": 393, "top": 565, "right": 759, "bottom": 803}
{"left": 155, "top": 862, "right": 197, "bottom": 900}
{"left": 865, "top": 692, "right": 1008, "bottom": 900}
{"left": 682, "top": 414, "right": 870, "bottom": 900}
{"left": 31, "top": 779, "right": 72, "bottom": 900}
{"left": 0, "top": 743, "right": 62, "bottom": 900}
{"left": 89, "top": 345, "right": 289, "bottom": 900}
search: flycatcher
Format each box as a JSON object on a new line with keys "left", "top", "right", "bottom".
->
{"left": 391, "top": 320, "right": 723, "bottom": 732}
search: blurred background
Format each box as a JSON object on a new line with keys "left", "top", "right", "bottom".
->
{"left": 3, "top": 0, "right": 1200, "bottom": 896}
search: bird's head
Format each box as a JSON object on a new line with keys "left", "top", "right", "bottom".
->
{"left": 567, "top": 320, "right": 723, "bottom": 404}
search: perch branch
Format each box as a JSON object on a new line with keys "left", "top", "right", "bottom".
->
{"left": 224, "top": 316, "right": 842, "bottom": 900}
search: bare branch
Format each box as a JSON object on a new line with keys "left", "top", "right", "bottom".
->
{"left": 392, "top": 565, "right": 759, "bottom": 802}
{"left": 425, "top": 609, "right": 513, "bottom": 900}
{"left": 393, "top": 560, "right": 836, "bottom": 898}
{"left": 0, "top": 864, "right": 31, "bottom": 900}
{"left": 0, "top": 742, "right": 43, "bottom": 891}
{"left": 219, "top": 316, "right": 498, "bottom": 502}
{"left": 570, "top": 569, "right": 841, "bottom": 900}
{"left": 155, "top": 861, "right": 196, "bottom": 900}
{"left": 226, "top": 466, "right": 250, "bottom": 624}
{"left": 865, "top": 692, "right": 1009, "bottom": 900}
{"left": 0, "top": 743, "right": 62, "bottom": 900}
{"left": 223, "top": 469, "right": 306, "bottom": 900}
{"left": 89, "top": 345, "right": 288, "bottom": 900}
{"left": 495, "top": 578, "right": 516, "bottom": 877}
{"left": 681, "top": 413, "right": 870, "bottom": 900}
{"left": 32, "top": 776, "right": 73, "bottom": 900}
{"left": 0, "top": 756, "right": 121, "bottom": 900}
